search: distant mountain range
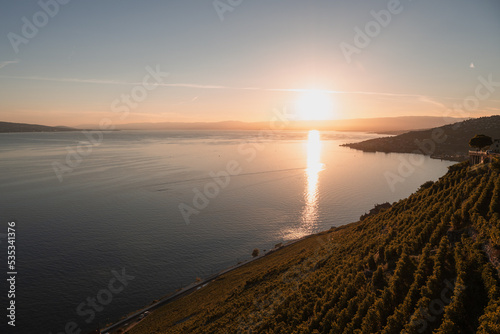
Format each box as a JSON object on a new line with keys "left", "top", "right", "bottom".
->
{"left": 0, "top": 116, "right": 469, "bottom": 134}
{"left": 78, "top": 116, "right": 468, "bottom": 133}
{"left": 0, "top": 121, "right": 79, "bottom": 133}
{"left": 343, "top": 115, "right": 500, "bottom": 161}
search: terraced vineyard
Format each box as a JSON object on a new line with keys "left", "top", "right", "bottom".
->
{"left": 130, "top": 159, "right": 500, "bottom": 334}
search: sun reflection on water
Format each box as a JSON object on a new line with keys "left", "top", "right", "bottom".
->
{"left": 283, "top": 130, "right": 324, "bottom": 240}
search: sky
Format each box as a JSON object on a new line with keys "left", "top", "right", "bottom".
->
{"left": 0, "top": 0, "right": 499, "bottom": 126}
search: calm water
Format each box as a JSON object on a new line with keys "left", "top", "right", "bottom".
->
{"left": 0, "top": 130, "right": 454, "bottom": 333}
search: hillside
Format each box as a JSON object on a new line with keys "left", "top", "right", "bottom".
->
{"left": 0, "top": 121, "right": 79, "bottom": 133}
{"left": 342, "top": 116, "right": 500, "bottom": 161}
{"left": 126, "top": 159, "right": 500, "bottom": 334}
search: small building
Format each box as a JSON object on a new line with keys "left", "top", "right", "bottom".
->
{"left": 470, "top": 151, "right": 488, "bottom": 165}
{"left": 470, "top": 138, "right": 500, "bottom": 165}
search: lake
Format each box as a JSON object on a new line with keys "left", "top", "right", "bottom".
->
{"left": 0, "top": 130, "right": 454, "bottom": 333}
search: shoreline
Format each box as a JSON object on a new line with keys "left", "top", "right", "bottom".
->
{"left": 100, "top": 147, "right": 455, "bottom": 333}
{"left": 340, "top": 143, "right": 468, "bottom": 162}
{"left": 101, "top": 236, "right": 312, "bottom": 333}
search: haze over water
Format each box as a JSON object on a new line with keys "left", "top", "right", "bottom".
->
{"left": 0, "top": 130, "right": 453, "bottom": 333}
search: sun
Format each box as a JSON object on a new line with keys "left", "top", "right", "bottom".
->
{"left": 295, "top": 90, "right": 334, "bottom": 121}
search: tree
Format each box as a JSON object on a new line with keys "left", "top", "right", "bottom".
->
{"left": 469, "top": 134, "right": 493, "bottom": 151}
{"left": 372, "top": 266, "right": 386, "bottom": 291}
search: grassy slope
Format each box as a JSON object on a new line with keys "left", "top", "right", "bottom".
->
{"left": 130, "top": 160, "right": 500, "bottom": 334}
{"left": 343, "top": 116, "right": 500, "bottom": 161}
